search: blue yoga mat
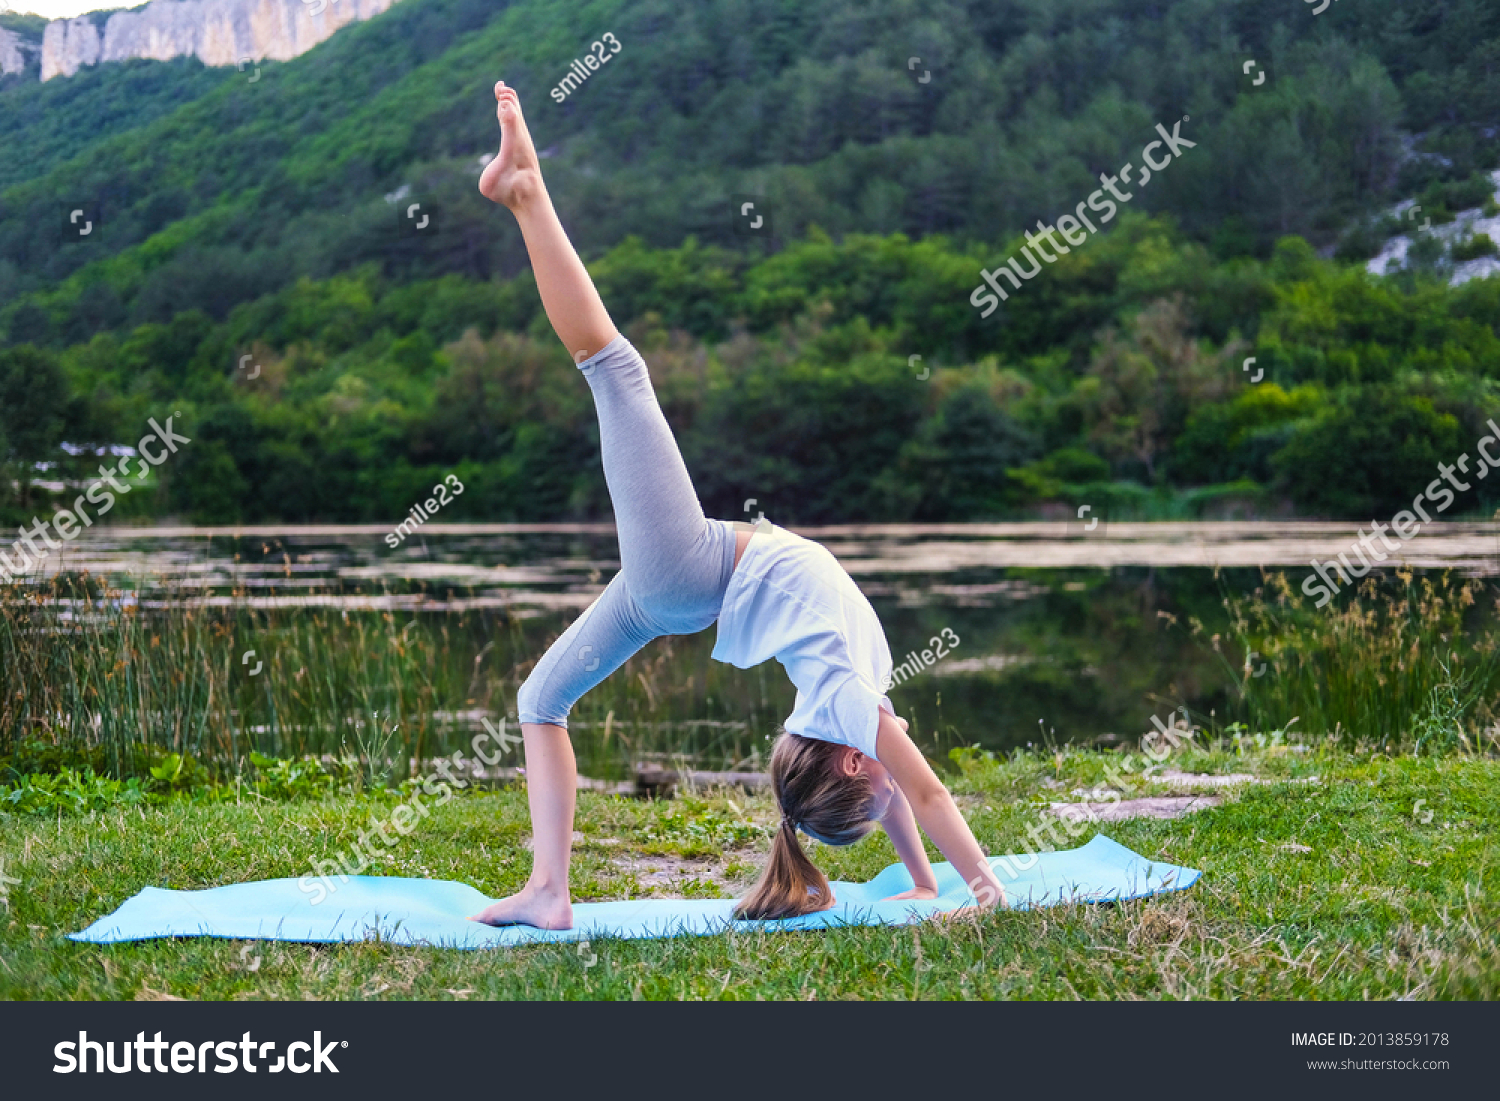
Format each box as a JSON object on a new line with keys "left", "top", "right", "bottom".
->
{"left": 70, "top": 835, "right": 1199, "bottom": 949}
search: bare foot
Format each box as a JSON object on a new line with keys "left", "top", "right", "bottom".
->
{"left": 467, "top": 883, "right": 573, "bottom": 929}
{"left": 478, "top": 81, "right": 544, "bottom": 211}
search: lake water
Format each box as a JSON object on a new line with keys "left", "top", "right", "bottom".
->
{"left": 27, "top": 521, "right": 1500, "bottom": 768}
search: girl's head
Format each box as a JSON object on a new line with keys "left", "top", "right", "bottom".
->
{"left": 735, "top": 731, "right": 893, "bottom": 921}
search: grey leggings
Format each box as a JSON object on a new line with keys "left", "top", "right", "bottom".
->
{"left": 515, "top": 335, "right": 737, "bottom": 727}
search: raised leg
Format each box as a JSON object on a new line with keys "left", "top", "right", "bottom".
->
{"left": 479, "top": 81, "right": 617, "bottom": 362}
{"left": 479, "top": 80, "right": 728, "bottom": 628}
{"left": 578, "top": 339, "right": 730, "bottom": 628}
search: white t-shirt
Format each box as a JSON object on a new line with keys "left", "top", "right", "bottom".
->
{"left": 711, "top": 521, "right": 895, "bottom": 760}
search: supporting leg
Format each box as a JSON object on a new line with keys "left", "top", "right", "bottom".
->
{"left": 468, "top": 722, "right": 576, "bottom": 929}
{"left": 470, "top": 572, "right": 657, "bottom": 929}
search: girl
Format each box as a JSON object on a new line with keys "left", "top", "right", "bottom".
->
{"left": 470, "top": 82, "right": 1007, "bottom": 928}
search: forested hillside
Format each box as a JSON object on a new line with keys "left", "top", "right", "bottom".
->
{"left": 2, "top": 0, "right": 1499, "bottom": 524}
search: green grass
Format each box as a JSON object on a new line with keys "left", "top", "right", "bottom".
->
{"left": 4, "top": 572, "right": 1497, "bottom": 999}
{"left": 1, "top": 743, "right": 1494, "bottom": 1000}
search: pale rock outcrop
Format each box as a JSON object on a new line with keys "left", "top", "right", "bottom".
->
{"left": 39, "top": 18, "right": 101, "bottom": 80}
{"left": 40, "top": 0, "right": 400, "bottom": 82}
{"left": 0, "top": 25, "right": 40, "bottom": 76}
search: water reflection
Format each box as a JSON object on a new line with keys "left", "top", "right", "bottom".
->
{"left": 31, "top": 520, "right": 1500, "bottom": 604}
{"left": 21, "top": 522, "right": 1500, "bottom": 764}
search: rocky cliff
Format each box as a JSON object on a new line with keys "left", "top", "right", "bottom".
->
{"left": 39, "top": 0, "right": 400, "bottom": 82}
{"left": 1, "top": 30, "right": 24, "bottom": 76}
{"left": 0, "top": 22, "right": 43, "bottom": 77}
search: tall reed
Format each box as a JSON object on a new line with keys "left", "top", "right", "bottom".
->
{"left": 1212, "top": 569, "right": 1499, "bottom": 754}
{"left": 0, "top": 573, "right": 790, "bottom": 780}
{"left": 1, "top": 574, "right": 481, "bottom": 778}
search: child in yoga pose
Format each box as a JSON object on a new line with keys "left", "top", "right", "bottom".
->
{"left": 470, "top": 82, "right": 1007, "bottom": 927}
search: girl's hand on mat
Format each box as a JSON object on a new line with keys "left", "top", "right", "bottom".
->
{"left": 884, "top": 885, "right": 940, "bottom": 902}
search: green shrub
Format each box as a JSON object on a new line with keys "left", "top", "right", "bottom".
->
{"left": 248, "top": 751, "right": 362, "bottom": 799}
{"left": 0, "top": 753, "right": 383, "bottom": 816}
{"left": 0, "top": 769, "right": 150, "bottom": 815}
{"left": 1271, "top": 390, "right": 1465, "bottom": 518}
{"left": 1335, "top": 216, "right": 1401, "bottom": 262}
{"left": 1172, "top": 384, "right": 1323, "bottom": 485}
{"left": 1419, "top": 172, "right": 1497, "bottom": 217}
{"left": 1008, "top": 448, "right": 1112, "bottom": 501}
{"left": 1452, "top": 233, "right": 1498, "bottom": 262}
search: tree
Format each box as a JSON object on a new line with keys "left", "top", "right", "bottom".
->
{"left": 876, "top": 382, "right": 1040, "bottom": 520}
{"left": 1080, "top": 297, "right": 1242, "bottom": 482}
{"left": 0, "top": 345, "right": 69, "bottom": 514}
{"left": 1272, "top": 389, "right": 1466, "bottom": 518}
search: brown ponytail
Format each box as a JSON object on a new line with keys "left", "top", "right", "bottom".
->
{"left": 735, "top": 732, "right": 879, "bottom": 921}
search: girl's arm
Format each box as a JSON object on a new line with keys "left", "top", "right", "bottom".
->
{"left": 879, "top": 784, "right": 940, "bottom": 900}
{"left": 874, "top": 710, "right": 1007, "bottom": 909}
